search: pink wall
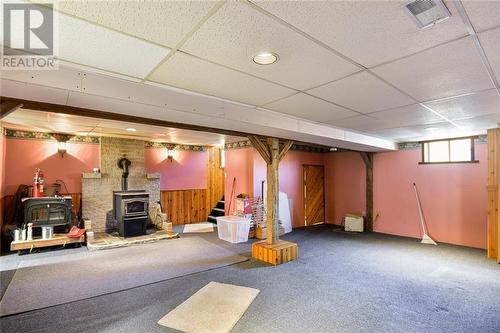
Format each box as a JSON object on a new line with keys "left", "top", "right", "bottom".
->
{"left": 4, "top": 138, "right": 100, "bottom": 195}
{"left": 136, "top": 139, "right": 488, "bottom": 249}
{"left": 224, "top": 147, "right": 254, "bottom": 214}
{"left": 373, "top": 143, "right": 488, "bottom": 249}
{"left": 144, "top": 148, "right": 207, "bottom": 190}
{"left": 324, "top": 152, "right": 366, "bottom": 225}
{"left": 224, "top": 147, "right": 331, "bottom": 228}
{"left": 252, "top": 149, "right": 326, "bottom": 228}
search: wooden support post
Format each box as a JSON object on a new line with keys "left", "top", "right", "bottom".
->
{"left": 267, "top": 138, "right": 280, "bottom": 244}
{"left": 248, "top": 136, "right": 297, "bottom": 264}
{"left": 360, "top": 152, "right": 374, "bottom": 232}
{"left": 487, "top": 128, "right": 500, "bottom": 262}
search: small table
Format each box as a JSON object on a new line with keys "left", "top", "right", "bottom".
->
{"left": 10, "top": 234, "right": 85, "bottom": 253}
{"left": 216, "top": 216, "right": 251, "bottom": 243}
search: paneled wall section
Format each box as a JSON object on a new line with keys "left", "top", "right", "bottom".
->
{"left": 160, "top": 147, "right": 224, "bottom": 225}
{"left": 487, "top": 128, "right": 500, "bottom": 261}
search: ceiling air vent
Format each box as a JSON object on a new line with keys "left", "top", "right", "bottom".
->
{"left": 404, "top": 0, "right": 451, "bottom": 29}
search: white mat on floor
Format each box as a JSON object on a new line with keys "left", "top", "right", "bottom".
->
{"left": 158, "top": 281, "right": 259, "bottom": 333}
{"left": 183, "top": 222, "right": 215, "bottom": 233}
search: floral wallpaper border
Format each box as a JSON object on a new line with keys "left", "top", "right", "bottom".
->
{"left": 3, "top": 128, "right": 100, "bottom": 144}
{"left": 3, "top": 128, "right": 487, "bottom": 152}
{"left": 2, "top": 128, "right": 208, "bottom": 151}
{"left": 144, "top": 141, "right": 207, "bottom": 151}
{"left": 225, "top": 140, "right": 332, "bottom": 153}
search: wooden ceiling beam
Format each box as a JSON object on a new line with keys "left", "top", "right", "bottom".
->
{"left": 0, "top": 101, "right": 23, "bottom": 119}
{"left": 0, "top": 96, "right": 248, "bottom": 137}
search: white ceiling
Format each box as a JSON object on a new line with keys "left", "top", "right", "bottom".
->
{"left": 2, "top": 109, "right": 245, "bottom": 146}
{"left": 2, "top": 0, "right": 500, "bottom": 144}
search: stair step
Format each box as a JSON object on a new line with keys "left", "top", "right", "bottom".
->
{"left": 210, "top": 211, "right": 225, "bottom": 218}
{"left": 207, "top": 215, "right": 217, "bottom": 223}
{"left": 213, "top": 208, "right": 224, "bottom": 212}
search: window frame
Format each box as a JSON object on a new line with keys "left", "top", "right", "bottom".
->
{"left": 419, "top": 136, "right": 479, "bottom": 165}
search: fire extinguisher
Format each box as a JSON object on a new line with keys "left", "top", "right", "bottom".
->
{"left": 33, "top": 168, "right": 45, "bottom": 197}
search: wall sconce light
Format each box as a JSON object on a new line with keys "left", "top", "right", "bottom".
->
{"left": 58, "top": 141, "right": 68, "bottom": 157}
{"left": 51, "top": 133, "right": 74, "bottom": 158}
{"left": 164, "top": 143, "right": 175, "bottom": 162}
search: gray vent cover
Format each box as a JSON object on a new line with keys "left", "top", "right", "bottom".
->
{"left": 404, "top": 0, "right": 451, "bottom": 28}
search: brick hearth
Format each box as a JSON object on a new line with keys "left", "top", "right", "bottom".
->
{"left": 82, "top": 137, "right": 160, "bottom": 233}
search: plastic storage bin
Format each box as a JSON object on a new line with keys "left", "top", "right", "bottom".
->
{"left": 216, "top": 216, "right": 251, "bottom": 243}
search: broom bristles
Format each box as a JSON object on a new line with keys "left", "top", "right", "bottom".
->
{"left": 421, "top": 233, "right": 437, "bottom": 245}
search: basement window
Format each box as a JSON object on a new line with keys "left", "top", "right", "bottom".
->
{"left": 420, "top": 137, "right": 478, "bottom": 164}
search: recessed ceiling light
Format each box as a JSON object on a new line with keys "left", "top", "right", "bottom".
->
{"left": 126, "top": 128, "right": 137, "bottom": 132}
{"left": 329, "top": 147, "right": 338, "bottom": 152}
{"left": 424, "top": 127, "right": 439, "bottom": 131}
{"left": 253, "top": 52, "right": 279, "bottom": 65}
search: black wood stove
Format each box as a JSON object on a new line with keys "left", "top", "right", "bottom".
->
{"left": 113, "top": 191, "right": 149, "bottom": 237}
{"left": 113, "top": 157, "right": 149, "bottom": 237}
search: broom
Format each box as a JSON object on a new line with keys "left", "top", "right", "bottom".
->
{"left": 412, "top": 183, "right": 437, "bottom": 245}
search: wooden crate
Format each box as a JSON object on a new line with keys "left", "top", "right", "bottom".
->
{"left": 252, "top": 240, "right": 298, "bottom": 265}
{"left": 11, "top": 234, "right": 85, "bottom": 252}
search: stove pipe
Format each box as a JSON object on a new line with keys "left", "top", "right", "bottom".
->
{"left": 117, "top": 157, "right": 131, "bottom": 191}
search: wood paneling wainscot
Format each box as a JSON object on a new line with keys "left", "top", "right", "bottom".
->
{"left": 160, "top": 147, "right": 225, "bottom": 225}
{"left": 161, "top": 189, "right": 208, "bottom": 225}
{"left": 206, "top": 147, "right": 225, "bottom": 210}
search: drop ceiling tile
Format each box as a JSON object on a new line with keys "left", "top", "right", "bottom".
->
{"left": 372, "top": 37, "right": 494, "bottom": 101}
{"left": 35, "top": 0, "right": 216, "bottom": 47}
{"left": 455, "top": 113, "right": 500, "bottom": 131}
{"left": 308, "top": 71, "right": 414, "bottom": 113}
{"left": 328, "top": 104, "right": 443, "bottom": 138}
{"left": 326, "top": 115, "right": 392, "bottom": 132}
{"left": 365, "top": 122, "right": 457, "bottom": 141}
{"left": 461, "top": 1, "right": 500, "bottom": 32}
{"left": 254, "top": 0, "right": 467, "bottom": 67}
{"left": 148, "top": 52, "right": 295, "bottom": 106}
{"left": 369, "top": 104, "right": 443, "bottom": 128}
{"left": 370, "top": 104, "right": 443, "bottom": 123}
{"left": 425, "top": 89, "right": 500, "bottom": 121}
{"left": 478, "top": 27, "right": 500, "bottom": 83}
{"left": 181, "top": 1, "right": 359, "bottom": 90}
{"left": 263, "top": 93, "right": 358, "bottom": 122}
{"left": 57, "top": 13, "right": 169, "bottom": 78}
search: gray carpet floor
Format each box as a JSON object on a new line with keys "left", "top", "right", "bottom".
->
{"left": 0, "top": 237, "right": 247, "bottom": 316}
{"left": 1, "top": 225, "right": 499, "bottom": 333}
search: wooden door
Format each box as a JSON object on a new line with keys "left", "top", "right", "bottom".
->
{"left": 303, "top": 165, "right": 325, "bottom": 226}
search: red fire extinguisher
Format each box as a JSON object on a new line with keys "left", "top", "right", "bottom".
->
{"left": 33, "top": 168, "right": 45, "bottom": 197}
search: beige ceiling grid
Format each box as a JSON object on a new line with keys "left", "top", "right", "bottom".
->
{"left": 23, "top": 0, "right": 500, "bottom": 141}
